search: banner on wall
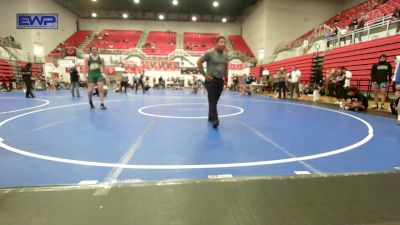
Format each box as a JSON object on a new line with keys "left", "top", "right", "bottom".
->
{"left": 17, "top": 14, "right": 58, "bottom": 29}
{"left": 229, "top": 63, "right": 244, "bottom": 70}
{"left": 57, "top": 59, "right": 76, "bottom": 67}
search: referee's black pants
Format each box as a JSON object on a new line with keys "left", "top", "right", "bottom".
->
{"left": 205, "top": 77, "right": 224, "bottom": 122}
{"left": 24, "top": 79, "right": 35, "bottom": 98}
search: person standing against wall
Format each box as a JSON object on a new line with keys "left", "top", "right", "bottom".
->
{"left": 371, "top": 54, "right": 392, "bottom": 110}
{"left": 197, "top": 36, "right": 229, "bottom": 128}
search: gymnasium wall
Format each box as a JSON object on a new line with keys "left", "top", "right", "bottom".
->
{"left": 241, "top": 0, "right": 267, "bottom": 63}
{"left": 79, "top": 19, "right": 241, "bottom": 36}
{"left": 241, "top": 0, "right": 343, "bottom": 62}
{"left": 0, "top": 0, "right": 77, "bottom": 55}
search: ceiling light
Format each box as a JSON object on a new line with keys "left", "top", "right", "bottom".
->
{"left": 91, "top": 0, "right": 97, "bottom": 2}
{"left": 192, "top": 16, "right": 197, "bottom": 21}
{"left": 159, "top": 14, "right": 165, "bottom": 20}
{"left": 133, "top": 0, "right": 140, "bottom": 4}
{"left": 172, "top": 0, "right": 178, "bottom": 5}
{"left": 122, "top": 13, "right": 128, "bottom": 19}
{"left": 222, "top": 17, "right": 227, "bottom": 23}
{"left": 91, "top": 12, "right": 97, "bottom": 18}
{"left": 213, "top": 1, "right": 219, "bottom": 7}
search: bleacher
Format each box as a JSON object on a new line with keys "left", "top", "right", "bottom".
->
{"left": 142, "top": 31, "right": 176, "bottom": 56}
{"left": 323, "top": 34, "right": 400, "bottom": 91}
{"left": 183, "top": 32, "right": 220, "bottom": 52}
{"left": 64, "top": 30, "right": 93, "bottom": 47}
{"left": 0, "top": 59, "right": 13, "bottom": 86}
{"left": 0, "top": 59, "right": 43, "bottom": 90}
{"left": 87, "top": 30, "right": 142, "bottom": 50}
{"left": 228, "top": 35, "right": 255, "bottom": 57}
{"left": 50, "top": 30, "right": 93, "bottom": 56}
{"left": 141, "top": 60, "right": 180, "bottom": 71}
{"left": 326, "top": 0, "right": 400, "bottom": 28}
{"left": 289, "top": 0, "right": 400, "bottom": 48}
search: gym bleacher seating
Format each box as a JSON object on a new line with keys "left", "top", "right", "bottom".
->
{"left": 290, "top": 0, "right": 400, "bottom": 48}
{"left": 325, "top": 0, "right": 399, "bottom": 28}
{"left": 87, "top": 30, "right": 142, "bottom": 50}
{"left": 0, "top": 59, "right": 13, "bottom": 86}
{"left": 183, "top": 32, "right": 220, "bottom": 52}
{"left": 50, "top": 30, "right": 93, "bottom": 55}
{"left": 142, "top": 31, "right": 176, "bottom": 56}
{"left": 228, "top": 35, "right": 255, "bottom": 57}
{"left": 323, "top": 34, "right": 400, "bottom": 91}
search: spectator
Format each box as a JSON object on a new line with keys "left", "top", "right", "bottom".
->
{"left": 232, "top": 74, "right": 239, "bottom": 91}
{"left": 371, "top": 54, "right": 393, "bottom": 110}
{"left": 120, "top": 72, "right": 129, "bottom": 93}
{"left": 325, "top": 68, "right": 336, "bottom": 97}
{"left": 302, "top": 38, "right": 309, "bottom": 54}
{"left": 325, "top": 30, "right": 334, "bottom": 48}
{"left": 274, "top": 67, "right": 287, "bottom": 99}
{"left": 289, "top": 67, "right": 301, "bottom": 99}
{"left": 69, "top": 66, "right": 80, "bottom": 97}
{"left": 350, "top": 18, "right": 358, "bottom": 31}
{"left": 355, "top": 17, "right": 365, "bottom": 43}
{"left": 339, "top": 26, "right": 348, "bottom": 46}
{"left": 393, "top": 77, "right": 400, "bottom": 125}
{"left": 302, "top": 82, "right": 313, "bottom": 95}
{"left": 342, "top": 67, "right": 352, "bottom": 100}
{"left": 392, "top": 8, "right": 400, "bottom": 34}
{"left": 313, "top": 67, "right": 323, "bottom": 102}
{"left": 342, "top": 87, "right": 368, "bottom": 111}
{"left": 333, "top": 67, "right": 346, "bottom": 107}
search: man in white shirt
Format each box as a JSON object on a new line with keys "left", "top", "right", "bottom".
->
{"left": 262, "top": 68, "right": 270, "bottom": 77}
{"left": 343, "top": 67, "right": 352, "bottom": 99}
{"left": 289, "top": 67, "right": 301, "bottom": 99}
{"left": 339, "top": 27, "right": 348, "bottom": 46}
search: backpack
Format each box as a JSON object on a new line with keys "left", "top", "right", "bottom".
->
{"left": 390, "top": 97, "right": 400, "bottom": 115}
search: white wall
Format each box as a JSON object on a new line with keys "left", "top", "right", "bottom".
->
{"left": 241, "top": 0, "right": 344, "bottom": 62}
{"left": 0, "top": 0, "right": 77, "bottom": 55}
{"left": 241, "top": 0, "right": 267, "bottom": 63}
{"left": 79, "top": 19, "right": 241, "bottom": 35}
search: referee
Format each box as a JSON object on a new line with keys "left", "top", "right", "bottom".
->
{"left": 21, "top": 63, "right": 35, "bottom": 98}
{"left": 197, "top": 36, "right": 229, "bottom": 128}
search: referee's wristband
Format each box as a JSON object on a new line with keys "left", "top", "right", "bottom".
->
{"left": 200, "top": 69, "right": 206, "bottom": 76}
